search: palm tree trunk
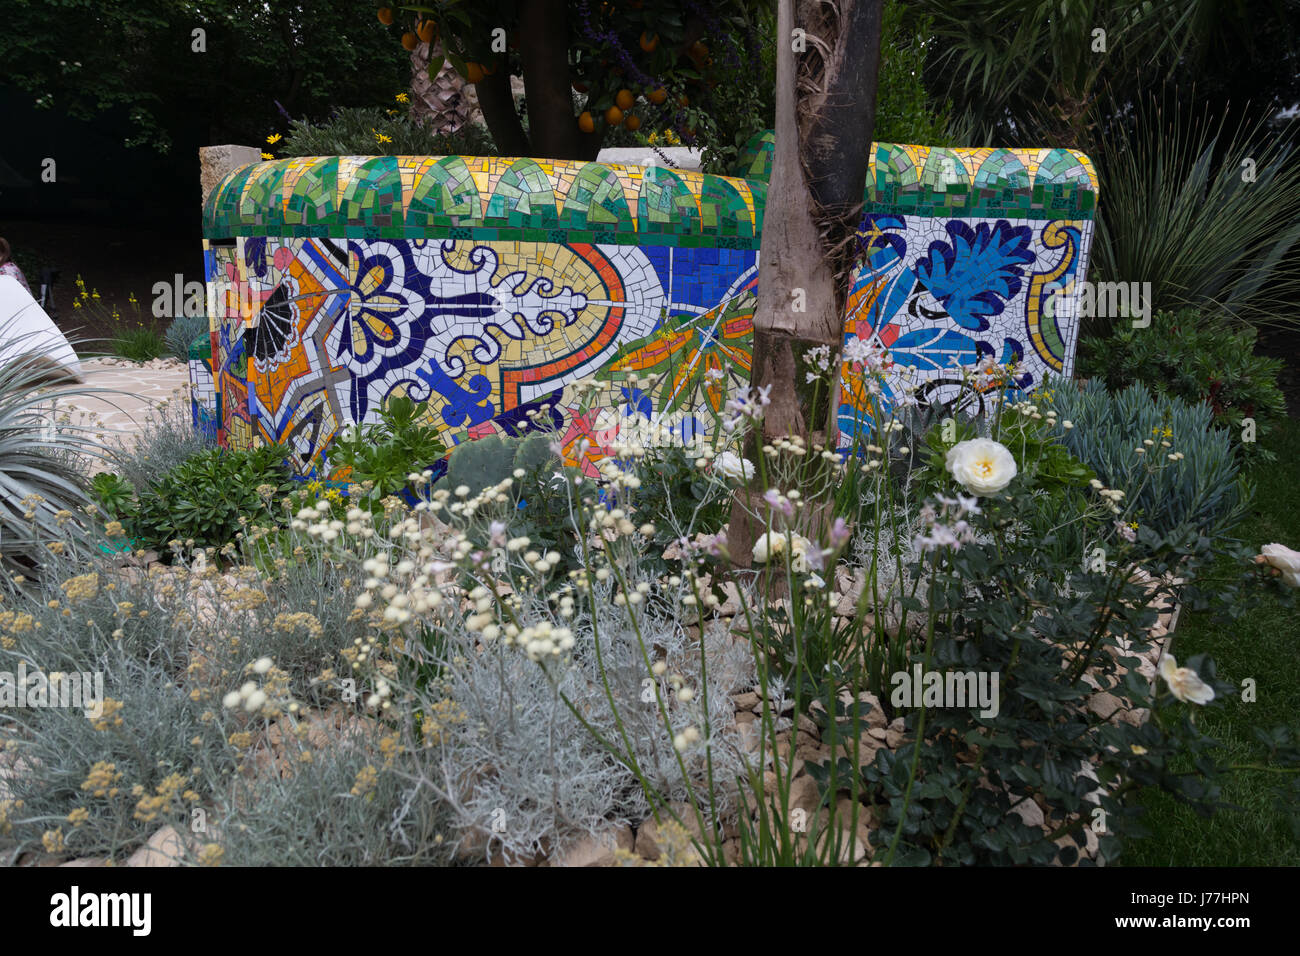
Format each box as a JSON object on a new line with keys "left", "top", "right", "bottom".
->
{"left": 410, "top": 40, "right": 481, "bottom": 136}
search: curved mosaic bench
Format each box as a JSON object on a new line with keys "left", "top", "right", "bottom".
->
{"left": 195, "top": 133, "right": 1096, "bottom": 475}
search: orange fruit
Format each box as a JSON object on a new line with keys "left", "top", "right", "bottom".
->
{"left": 678, "top": 93, "right": 689, "bottom": 107}
{"left": 648, "top": 87, "right": 667, "bottom": 105}
{"left": 689, "top": 41, "right": 709, "bottom": 60}
{"left": 465, "top": 62, "right": 486, "bottom": 83}
{"left": 401, "top": 32, "right": 418, "bottom": 51}
{"left": 639, "top": 32, "right": 659, "bottom": 52}
{"left": 625, "top": 113, "right": 641, "bottom": 131}
{"left": 377, "top": 7, "right": 394, "bottom": 25}
{"left": 615, "top": 89, "right": 634, "bottom": 111}
{"left": 416, "top": 20, "right": 436, "bottom": 43}
{"left": 578, "top": 111, "right": 595, "bottom": 133}
{"left": 605, "top": 105, "right": 624, "bottom": 126}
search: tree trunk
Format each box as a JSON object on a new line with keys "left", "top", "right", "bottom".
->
{"left": 751, "top": 0, "right": 882, "bottom": 442}
{"left": 731, "top": 0, "right": 882, "bottom": 567}
{"left": 475, "top": 66, "right": 530, "bottom": 157}
{"left": 517, "top": 0, "right": 602, "bottom": 160}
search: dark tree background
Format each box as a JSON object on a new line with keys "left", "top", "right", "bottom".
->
{"left": 0, "top": 0, "right": 405, "bottom": 226}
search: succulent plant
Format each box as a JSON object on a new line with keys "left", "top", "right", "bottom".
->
{"left": 1048, "top": 377, "right": 1250, "bottom": 540}
{"left": 444, "top": 432, "right": 558, "bottom": 494}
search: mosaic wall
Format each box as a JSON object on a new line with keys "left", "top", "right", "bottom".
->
{"left": 197, "top": 134, "right": 1096, "bottom": 474}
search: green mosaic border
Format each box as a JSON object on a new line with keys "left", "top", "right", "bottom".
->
{"left": 730, "top": 130, "right": 1097, "bottom": 221}
{"left": 203, "top": 155, "right": 764, "bottom": 248}
{"left": 203, "top": 135, "right": 1096, "bottom": 243}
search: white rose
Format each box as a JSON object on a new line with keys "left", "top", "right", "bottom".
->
{"left": 1159, "top": 653, "right": 1215, "bottom": 705}
{"left": 752, "top": 531, "right": 787, "bottom": 564}
{"left": 945, "top": 438, "right": 1017, "bottom": 496}
{"left": 716, "top": 451, "right": 755, "bottom": 481}
{"left": 1259, "top": 543, "right": 1300, "bottom": 588}
{"left": 789, "top": 534, "right": 814, "bottom": 573}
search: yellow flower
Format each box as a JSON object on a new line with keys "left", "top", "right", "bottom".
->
{"left": 351, "top": 764, "right": 379, "bottom": 798}
{"left": 395, "top": 92, "right": 410, "bottom": 103}
{"left": 266, "top": 132, "right": 282, "bottom": 144}
{"left": 198, "top": 843, "right": 225, "bottom": 866}
{"left": 261, "top": 151, "right": 274, "bottom": 160}
{"left": 42, "top": 828, "right": 65, "bottom": 854}
{"left": 373, "top": 130, "right": 393, "bottom": 144}
{"left": 647, "top": 131, "right": 658, "bottom": 144}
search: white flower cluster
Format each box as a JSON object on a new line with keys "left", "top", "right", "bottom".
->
{"left": 290, "top": 500, "right": 347, "bottom": 541}
{"left": 1007, "top": 399, "right": 1058, "bottom": 428}
{"left": 842, "top": 336, "right": 890, "bottom": 373}
{"left": 511, "top": 620, "right": 576, "bottom": 661}
{"left": 1088, "top": 478, "right": 1126, "bottom": 514}
{"left": 221, "top": 657, "right": 297, "bottom": 715}
{"left": 803, "top": 344, "right": 836, "bottom": 382}
{"left": 721, "top": 384, "right": 771, "bottom": 433}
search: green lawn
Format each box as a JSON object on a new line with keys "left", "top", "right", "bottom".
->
{"left": 1123, "top": 417, "right": 1300, "bottom": 866}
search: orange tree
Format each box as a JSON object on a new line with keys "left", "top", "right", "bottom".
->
{"left": 373, "top": 0, "right": 769, "bottom": 160}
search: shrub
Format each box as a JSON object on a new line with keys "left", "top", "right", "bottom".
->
{"left": 1077, "top": 309, "right": 1286, "bottom": 463}
{"left": 442, "top": 431, "right": 555, "bottom": 496}
{"left": 280, "top": 106, "right": 496, "bottom": 157}
{"left": 164, "top": 314, "right": 208, "bottom": 363}
{"left": 110, "top": 396, "right": 215, "bottom": 496}
{"left": 328, "top": 396, "right": 447, "bottom": 502}
{"left": 0, "top": 524, "right": 444, "bottom": 864}
{"left": 126, "top": 444, "right": 295, "bottom": 557}
{"left": 110, "top": 327, "right": 167, "bottom": 363}
{"left": 1048, "top": 377, "right": 1251, "bottom": 541}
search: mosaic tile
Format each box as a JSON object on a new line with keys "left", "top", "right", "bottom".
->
{"left": 194, "top": 130, "right": 1098, "bottom": 472}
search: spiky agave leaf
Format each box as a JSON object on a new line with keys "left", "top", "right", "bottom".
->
{"left": 0, "top": 323, "right": 121, "bottom": 583}
{"left": 1093, "top": 99, "right": 1300, "bottom": 332}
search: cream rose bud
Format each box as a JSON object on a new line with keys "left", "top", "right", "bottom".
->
{"left": 1259, "top": 543, "right": 1300, "bottom": 587}
{"left": 751, "top": 531, "right": 787, "bottom": 564}
{"left": 789, "top": 534, "right": 813, "bottom": 573}
{"left": 715, "top": 451, "right": 756, "bottom": 481}
{"left": 1159, "top": 653, "right": 1215, "bottom": 705}
{"left": 945, "top": 438, "right": 1017, "bottom": 496}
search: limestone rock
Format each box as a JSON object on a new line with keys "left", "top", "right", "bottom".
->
{"left": 127, "top": 826, "right": 188, "bottom": 867}
{"left": 551, "top": 830, "right": 623, "bottom": 867}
